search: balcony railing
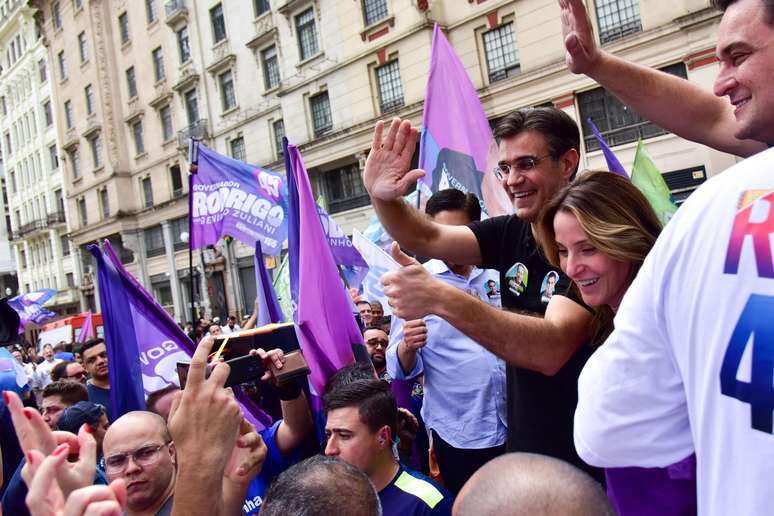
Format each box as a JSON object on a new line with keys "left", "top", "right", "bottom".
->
{"left": 47, "top": 211, "right": 66, "bottom": 225}
{"left": 165, "top": 0, "right": 188, "bottom": 25}
{"left": 177, "top": 119, "right": 209, "bottom": 148}
{"left": 16, "top": 219, "right": 47, "bottom": 238}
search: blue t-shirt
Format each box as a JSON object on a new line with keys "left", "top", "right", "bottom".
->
{"left": 379, "top": 464, "right": 453, "bottom": 516}
{"left": 242, "top": 420, "right": 299, "bottom": 516}
{"left": 87, "top": 383, "right": 112, "bottom": 422}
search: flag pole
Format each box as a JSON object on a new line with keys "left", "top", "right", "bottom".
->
{"left": 187, "top": 139, "right": 200, "bottom": 327}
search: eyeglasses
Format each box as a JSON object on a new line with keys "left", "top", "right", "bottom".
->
{"left": 67, "top": 371, "right": 87, "bottom": 380}
{"left": 494, "top": 154, "right": 553, "bottom": 180}
{"left": 365, "top": 338, "right": 388, "bottom": 349}
{"left": 104, "top": 442, "right": 170, "bottom": 474}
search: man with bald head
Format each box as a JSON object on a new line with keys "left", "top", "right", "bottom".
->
{"left": 103, "top": 411, "right": 176, "bottom": 516}
{"left": 453, "top": 453, "right": 612, "bottom": 516}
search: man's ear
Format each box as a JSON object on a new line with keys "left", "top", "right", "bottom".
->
{"left": 378, "top": 426, "right": 391, "bottom": 447}
{"left": 168, "top": 441, "right": 177, "bottom": 465}
{"left": 560, "top": 148, "right": 580, "bottom": 181}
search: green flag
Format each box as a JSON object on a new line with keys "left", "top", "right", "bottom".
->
{"left": 631, "top": 140, "right": 678, "bottom": 225}
{"left": 272, "top": 253, "right": 293, "bottom": 322}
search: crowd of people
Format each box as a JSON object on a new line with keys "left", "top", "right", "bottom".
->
{"left": 1, "top": 0, "right": 773, "bottom": 513}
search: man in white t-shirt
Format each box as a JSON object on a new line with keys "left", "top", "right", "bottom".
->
{"left": 573, "top": 1, "right": 774, "bottom": 514}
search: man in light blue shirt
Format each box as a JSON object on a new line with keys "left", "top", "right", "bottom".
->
{"left": 386, "top": 189, "right": 507, "bottom": 495}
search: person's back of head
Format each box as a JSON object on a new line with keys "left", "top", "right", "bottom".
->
{"left": 425, "top": 188, "right": 482, "bottom": 222}
{"left": 261, "top": 455, "right": 382, "bottom": 516}
{"left": 453, "top": 453, "right": 613, "bottom": 516}
{"left": 325, "top": 361, "right": 377, "bottom": 394}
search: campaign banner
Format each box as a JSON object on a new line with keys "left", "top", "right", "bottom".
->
{"left": 9, "top": 289, "right": 58, "bottom": 332}
{"left": 419, "top": 24, "right": 512, "bottom": 217}
{"left": 191, "top": 144, "right": 287, "bottom": 254}
{"left": 352, "top": 230, "right": 400, "bottom": 316}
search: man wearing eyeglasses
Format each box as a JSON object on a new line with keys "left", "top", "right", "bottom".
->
{"left": 50, "top": 360, "right": 88, "bottom": 384}
{"left": 102, "top": 411, "right": 177, "bottom": 516}
{"left": 363, "top": 108, "right": 599, "bottom": 480}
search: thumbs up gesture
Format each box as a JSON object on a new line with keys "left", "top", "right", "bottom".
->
{"left": 380, "top": 243, "right": 440, "bottom": 320}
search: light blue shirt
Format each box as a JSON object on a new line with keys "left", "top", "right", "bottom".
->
{"left": 386, "top": 259, "right": 507, "bottom": 449}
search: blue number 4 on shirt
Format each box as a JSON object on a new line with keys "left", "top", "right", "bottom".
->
{"left": 720, "top": 294, "right": 774, "bottom": 434}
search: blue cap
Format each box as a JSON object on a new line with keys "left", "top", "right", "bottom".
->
{"left": 56, "top": 401, "right": 105, "bottom": 434}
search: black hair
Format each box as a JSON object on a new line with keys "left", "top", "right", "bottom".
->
{"left": 261, "top": 455, "right": 381, "bottom": 516}
{"left": 323, "top": 379, "right": 397, "bottom": 437}
{"left": 78, "top": 338, "right": 105, "bottom": 357}
{"left": 51, "top": 361, "right": 75, "bottom": 382}
{"left": 425, "top": 188, "right": 481, "bottom": 222}
{"left": 146, "top": 384, "right": 179, "bottom": 415}
{"left": 42, "top": 381, "right": 89, "bottom": 406}
{"left": 325, "top": 362, "right": 376, "bottom": 394}
{"left": 711, "top": 0, "right": 774, "bottom": 22}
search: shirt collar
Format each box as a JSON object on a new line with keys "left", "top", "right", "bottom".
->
{"left": 424, "top": 259, "right": 483, "bottom": 280}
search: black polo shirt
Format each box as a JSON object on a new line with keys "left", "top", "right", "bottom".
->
{"left": 469, "top": 215, "right": 599, "bottom": 479}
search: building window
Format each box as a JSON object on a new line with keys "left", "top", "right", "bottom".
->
{"left": 38, "top": 59, "right": 47, "bottom": 83}
{"left": 78, "top": 32, "right": 88, "bottom": 63}
{"left": 84, "top": 84, "right": 94, "bottom": 115}
{"left": 57, "top": 50, "right": 67, "bottom": 80}
{"left": 20, "top": 250, "right": 27, "bottom": 269}
{"left": 126, "top": 67, "right": 137, "bottom": 98}
{"left": 160, "top": 105, "right": 173, "bottom": 141}
{"left": 43, "top": 100, "right": 53, "bottom": 126}
{"left": 184, "top": 89, "right": 199, "bottom": 124}
{"left": 55, "top": 189, "right": 65, "bottom": 214}
{"left": 210, "top": 3, "right": 227, "bottom": 43}
{"left": 261, "top": 45, "right": 280, "bottom": 90}
{"left": 483, "top": 23, "right": 520, "bottom": 83}
{"left": 177, "top": 26, "right": 191, "bottom": 63}
{"left": 230, "top": 136, "right": 245, "bottom": 162}
{"left": 74, "top": 0, "right": 83, "bottom": 10}
{"left": 100, "top": 188, "right": 110, "bottom": 218}
{"left": 49, "top": 144, "right": 59, "bottom": 170}
{"left": 61, "top": 235, "right": 70, "bottom": 256}
{"left": 150, "top": 47, "right": 165, "bottom": 82}
{"left": 170, "top": 164, "right": 183, "bottom": 196}
{"left": 273, "top": 119, "right": 285, "bottom": 158}
{"left": 66, "top": 272, "right": 74, "bottom": 287}
{"left": 579, "top": 63, "right": 687, "bottom": 151}
{"left": 171, "top": 217, "right": 188, "bottom": 250}
{"left": 70, "top": 148, "right": 81, "bottom": 179}
{"left": 118, "top": 12, "right": 130, "bottom": 45}
{"left": 144, "top": 225, "right": 165, "bottom": 257}
{"left": 323, "top": 163, "right": 369, "bottom": 213}
{"left": 376, "top": 60, "right": 404, "bottom": 113}
{"left": 132, "top": 120, "right": 145, "bottom": 155}
{"left": 78, "top": 197, "right": 87, "bottom": 226}
{"left": 142, "top": 177, "right": 153, "bottom": 208}
{"left": 89, "top": 133, "right": 102, "bottom": 168}
{"left": 295, "top": 8, "right": 319, "bottom": 61}
{"left": 596, "top": 0, "right": 642, "bottom": 44}
{"left": 146, "top": 0, "right": 157, "bottom": 23}
{"left": 0, "top": 96, "right": 5, "bottom": 115}
{"left": 3, "top": 132, "right": 11, "bottom": 156}
{"left": 254, "top": 0, "right": 270, "bottom": 16}
{"left": 362, "top": 0, "right": 388, "bottom": 26}
{"left": 64, "top": 100, "right": 73, "bottom": 128}
{"left": 8, "top": 170, "right": 15, "bottom": 193}
{"left": 52, "top": 2, "right": 62, "bottom": 30}
{"left": 310, "top": 91, "right": 332, "bottom": 137}
{"left": 219, "top": 70, "right": 236, "bottom": 111}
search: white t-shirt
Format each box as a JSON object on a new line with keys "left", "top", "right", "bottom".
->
{"left": 575, "top": 147, "right": 774, "bottom": 516}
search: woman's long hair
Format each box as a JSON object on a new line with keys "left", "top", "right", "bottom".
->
{"left": 536, "top": 170, "right": 663, "bottom": 343}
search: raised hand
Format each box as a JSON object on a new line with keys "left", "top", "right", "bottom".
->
{"left": 402, "top": 320, "right": 428, "bottom": 352}
{"left": 381, "top": 243, "right": 438, "bottom": 320}
{"left": 248, "top": 347, "right": 286, "bottom": 382}
{"left": 223, "top": 419, "right": 268, "bottom": 485}
{"left": 363, "top": 118, "right": 424, "bottom": 201}
{"left": 559, "top": 0, "right": 601, "bottom": 74}
{"left": 25, "top": 448, "right": 126, "bottom": 516}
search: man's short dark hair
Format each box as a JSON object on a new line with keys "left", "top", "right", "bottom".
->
{"left": 711, "top": 0, "right": 774, "bottom": 23}
{"left": 146, "top": 384, "right": 179, "bottom": 415}
{"left": 262, "top": 455, "right": 381, "bottom": 516}
{"left": 323, "top": 379, "right": 397, "bottom": 437}
{"left": 325, "top": 362, "right": 377, "bottom": 394}
{"left": 51, "top": 361, "right": 75, "bottom": 382}
{"left": 78, "top": 338, "right": 104, "bottom": 356}
{"left": 355, "top": 299, "right": 371, "bottom": 307}
{"left": 493, "top": 107, "right": 580, "bottom": 176}
{"left": 425, "top": 189, "right": 481, "bottom": 222}
{"left": 42, "top": 381, "right": 89, "bottom": 406}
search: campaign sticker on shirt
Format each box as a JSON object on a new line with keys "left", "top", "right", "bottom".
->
{"left": 484, "top": 279, "right": 501, "bottom": 300}
{"left": 506, "top": 262, "right": 528, "bottom": 296}
{"left": 540, "top": 271, "right": 560, "bottom": 304}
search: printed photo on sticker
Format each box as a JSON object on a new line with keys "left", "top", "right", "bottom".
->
{"left": 540, "top": 271, "right": 560, "bottom": 304}
{"left": 506, "top": 262, "right": 528, "bottom": 296}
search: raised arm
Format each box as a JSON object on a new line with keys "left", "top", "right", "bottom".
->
{"left": 364, "top": 119, "right": 483, "bottom": 265}
{"left": 560, "top": 0, "right": 767, "bottom": 158}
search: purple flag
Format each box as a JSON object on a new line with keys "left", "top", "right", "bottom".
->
{"left": 587, "top": 118, "right": 629, "bottom": 177}
{"left": 283, "top": 138, "right": 300, "bottom": 321}
{"left": 90, "top": 241, "right": 271, "bottom": 428}
{"left": 254, "top": 241, "right": 284, "bottom": 327}
{"left": 317, "top": 204, "right": 368, "bottom": 269}
{"left": 191, "top": 143, "right": 287, "bottom": 254}
{"left": 286, "top": 143, "right": 361, "bottom": 396}
{"left": 76, "top": 311, "right": 95, "bottom": 343}
{"left": 8, "top": 289, "right": 57, "bottom": 333}
{"left": 420, "top": 24, "right": 512, "bottom": 216}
